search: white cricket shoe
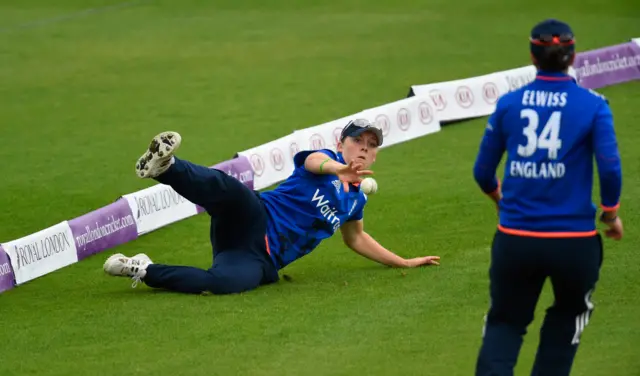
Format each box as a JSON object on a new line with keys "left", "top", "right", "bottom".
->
{"left": 103, "top": 253, "right": 153, "bottom": 287}
{"left": 135, "top": 131, "right": 182, "bottom": 178}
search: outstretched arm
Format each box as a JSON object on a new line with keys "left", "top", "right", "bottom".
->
{"left": 340, "top": 220, "right": 440, "bottom": 268}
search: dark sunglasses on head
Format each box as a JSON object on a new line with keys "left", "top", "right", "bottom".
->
{"left": 530, "top": 33, "right": 575, "bottom": 46}
{"left": 346, "top": 119, "right": 373, "bottom": 129}
{"left": 340, "top": 119, "right": 383, "bottom": 146}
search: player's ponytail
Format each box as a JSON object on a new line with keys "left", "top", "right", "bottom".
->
{"left": 535, "top": 44, "right": 574, "bottom": 72}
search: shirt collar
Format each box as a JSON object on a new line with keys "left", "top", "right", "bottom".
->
{"left": 535, "top": 70, "right": 576, "bottom": 82}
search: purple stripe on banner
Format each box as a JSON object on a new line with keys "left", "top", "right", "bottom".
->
{"left": 212, "top": 156, "right": 255, "bottom": 190}
{"left": 195, "top": 156, "right": 255, "bottom": 214}
{"left": 574, "top": 42, "right": 640, "bottom": 89}
{"left": 68, "top": 199, "right": 138, "bottom": 261}
{"left": 0, "top": 245, "right": 16, "bottom": 293}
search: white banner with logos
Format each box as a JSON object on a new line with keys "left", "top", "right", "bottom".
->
{"left": 237, "top": 113, "right": 367, "bottom": 190}
{"left": 236, "top": 133, "right": 302, "bottom": 191}
{"left": 122, "top": 184, "right": 199, "bottom": 235}
{"left": 360, "top": 95, "right": 441, "bottom": 149}
{"left": 3, "top": 221, "right": 78, "bottom": 285}
{"left": 237, "top": 104, "right": 442, "bottom": 190}
{"left": 409, "top": 65, "right": 577, "bottom": 122}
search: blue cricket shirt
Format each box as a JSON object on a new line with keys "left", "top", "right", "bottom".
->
{"left": 473, "top": 70, "right": 622, "bottom": 235}
{"left": 260, "top": 149, "right": 367, "bottom": 269}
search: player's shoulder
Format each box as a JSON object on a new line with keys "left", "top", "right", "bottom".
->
{"left": 493, "top": 86, "right": 526, "bottom": 109}
{"left": 574, "top": 85, "right": 609, "bottom": 104}
{"left": 484, "top": 89, "right": 522, "bottom": 131}
{"left": 295, "top": 148, "right": 337, "bottom": 161}
{"left": 316, "top": 148, "right": 339, "bottom": 159}
{"left": 586, "top": 88, "right": 609, "bottom": 104}
{"left": 503, "top": 85, "right": 528, "bottom": 100}
{"left": 292, "top": 148, "right": 338, "bottom": 168}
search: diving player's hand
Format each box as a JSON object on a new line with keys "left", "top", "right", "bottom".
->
{"left": 404, "top": 256, "right": 440, "bottom": 267}
{"left": 336, "top": 160, "right": 373, "bottom": 184}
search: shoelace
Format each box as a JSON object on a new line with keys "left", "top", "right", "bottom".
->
{"left": 127, "top": 259, "right": 146, "bottom": 288}
{"left": 131, "top": 275, "right": 142, "bottom": 288}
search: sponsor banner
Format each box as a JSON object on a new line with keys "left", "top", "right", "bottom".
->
{"left": 68, "top": 199, "right": 138, "bottom": 261}
{"left": 4, "top": 222, "right": 78, "bottom": 285}
{"left": 408, "top": 65, "right": 579, "bottom": 122}
{"left": 211, "top": 156, "right": 255, "bottom": 191}
{"left": 195, "top": 156, "right": 255, "bottom": 213}
{"left": 573, "top": 41, "right": 640, "bottom": 89}
{"left": 236, "top": 133, "right": 302, "bottom": 191}
{"left": 123, "top": 184, "right": 199, "bottom": 235}
{"left": 238, "top": 107, "right": 441, "bottom": 190}
{"left": 409, "top": 65, "right": 535, "bottom": 121}
{"left": 0, "top": 245, "right": 16, "bottom": 293}
{"left": 359, "top": 95, "right": 441, "bottom": 148}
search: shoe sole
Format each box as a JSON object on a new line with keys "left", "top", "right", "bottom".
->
{"left": 135, "top": 131, "right": 182, "bottom": 178}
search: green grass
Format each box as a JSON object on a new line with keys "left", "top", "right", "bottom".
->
{"left": 1, "top": 0, "right": 639, "bottom": 375}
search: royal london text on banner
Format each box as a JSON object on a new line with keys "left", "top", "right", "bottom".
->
{"left": 0, "top": 245, "right": 16, "bottom": 293}
{"left": 68, "top": 199, "right": 138, "bottom": 261}
{"left": 4, "top": 221, "right": 78, "bottom": 285}
{"left": 573, "top": 41, "right": 640, "bottom": 89}
{"left": 123, "top": 184, "right": 199, "bottom": 235}
{"left": 196, "top": 156, "right": 255, "bottom": 213}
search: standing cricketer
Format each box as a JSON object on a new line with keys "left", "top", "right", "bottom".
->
{"left": 472, "top": 19, "right": 623, "bottom": 376}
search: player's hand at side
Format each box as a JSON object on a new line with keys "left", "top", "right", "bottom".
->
{"left": 404, "top": 256, "right": 441, "bottom": 267}
{"left": 336, "top": 160, "right": 373, "bottom": 184}
{"left": 602, "top": 216, "right": 623, "bottom": 240}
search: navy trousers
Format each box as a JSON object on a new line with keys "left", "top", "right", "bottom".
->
{"left": 141, "top": 157, "right": 279, "bottom": 295}
{"left": 475, "top": 230, "right": 603, "bottom": 376}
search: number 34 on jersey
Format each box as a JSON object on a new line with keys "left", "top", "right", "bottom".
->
{"left": 510, "top": 109, "right": 566, "bottom": 180}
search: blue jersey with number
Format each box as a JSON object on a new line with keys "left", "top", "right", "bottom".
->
{"left": 473, "top": 70, "right": 622, "bottom": 234}
{"left": 259, "top": 149, "right": 367, "bottom": 269}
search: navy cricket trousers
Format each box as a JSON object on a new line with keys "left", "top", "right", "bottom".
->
{"left": 141, "top": 157, "right": 279, "bottom": 295}
{"left": 475, "top": 230, "right": 603, "bottom": 376}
